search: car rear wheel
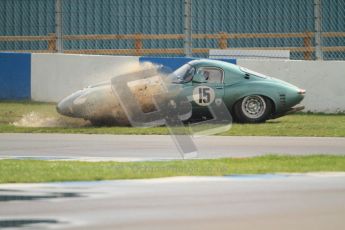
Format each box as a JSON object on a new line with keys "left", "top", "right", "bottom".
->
{"left": 234, "top": 95, "right": 272, "bottom": 123}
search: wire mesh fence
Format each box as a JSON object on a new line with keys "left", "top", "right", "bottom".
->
{"left": 0, "top": 0, "right": 344, "bottom": 60}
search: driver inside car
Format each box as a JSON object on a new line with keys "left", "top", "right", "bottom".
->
{"left": 203, "top": 70, "right": 210, "bottom": 81}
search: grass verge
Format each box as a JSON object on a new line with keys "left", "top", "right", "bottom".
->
{"left": 1, "top": 101, "right": 345, "bottom": 136}
{"left": 0, "top": 155, "right": 344, "bottom": 183}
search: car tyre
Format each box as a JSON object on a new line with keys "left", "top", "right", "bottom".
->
{"left": 234, "top": 95, "right": 272, "bottom": 123}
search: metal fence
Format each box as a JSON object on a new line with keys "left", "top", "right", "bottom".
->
{"left": 0, "top": 0, "right": 344, "bottom": 60}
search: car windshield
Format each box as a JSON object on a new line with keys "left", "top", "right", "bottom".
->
{"left": 169, "top": 64, "right": 195, "bottom": 83}
{"left": 239, "top": 67, "right": 270, "bottom": 79}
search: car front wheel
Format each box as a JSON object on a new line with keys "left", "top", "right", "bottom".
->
{"left": 234, "top": 95, "right": 272, "bottom": 123}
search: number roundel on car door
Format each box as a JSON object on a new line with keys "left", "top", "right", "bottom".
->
{"left": 193, "top": 86, "right": 215, "bottom": 106}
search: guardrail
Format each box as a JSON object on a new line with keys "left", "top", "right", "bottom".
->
{"left": 1, "top": 32, "right": 345, "bottom": 60}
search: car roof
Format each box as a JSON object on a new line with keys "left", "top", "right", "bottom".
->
{"left": 188, "top": 59, "right": 239, "bottom": 71}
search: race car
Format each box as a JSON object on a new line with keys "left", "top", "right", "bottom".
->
{"left": 57, "top": 59, "right": 305, "bottom": 125}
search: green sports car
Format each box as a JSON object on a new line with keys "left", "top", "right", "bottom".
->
{"left": 170, "top": 59, "right": 305, "bottom": 123}
{"left": 57, "top": 59, "right": 305, "bottom": 125}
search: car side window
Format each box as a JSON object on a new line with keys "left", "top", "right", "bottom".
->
{"left": 196, "top": 67, "right": 223, "bottom": 83}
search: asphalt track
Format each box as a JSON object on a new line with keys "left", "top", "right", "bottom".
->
{"left": 1, "top": 134, "right": 344, "bottom": 229}
{"left": 0, "top": 134, "right": 344, "bottom": 161}
{"left": 0, "top": 174, "right": 345, "bottom": 230}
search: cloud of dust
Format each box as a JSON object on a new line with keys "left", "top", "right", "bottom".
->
{"left": 86, "top": 61, "right": 169, "bottom": 126}
{"left": 12, "top": 112, "right": 89, "bottom": 128}
{"left": 13, "top": 62, "right": 170, "bottom": 127}
{"left": 84, "top": 61, "right": 158, "bottom": 86}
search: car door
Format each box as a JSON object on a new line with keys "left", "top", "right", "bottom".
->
{"left": 191, "top": 66, "right": 225, "bottom": 115}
